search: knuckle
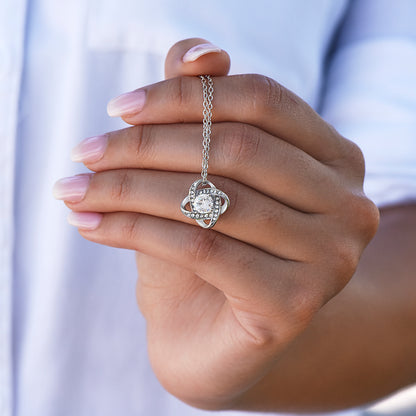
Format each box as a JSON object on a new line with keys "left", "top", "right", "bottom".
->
{"left": 249, "top": 74, "right": 281, "bottom": 113}
{"left": 269, "top": 274, "right": 321, "bottom": 334}
{"left": 329, "top": 136, "right": 367, "bottom": 184}
{"left": 128, "top": 125, "right": 155, "bottom": 163}
{"left": 121, "top": 214, "right": 142, "bottom": 244}
{"left": 320, "top": 195, "right": 380, "bottom": 290}
{"left": 326, "top": 238, "right": 360, "bottom": 286}
{"left": 184, "top": 228, "right": 221, "bottom": 265}
{"left": 253, "top": 205, "right": 283, "bottom": 231}
{"left": 349, "top": 194, "right": 380, "bottom": 242}
{"left": 364, "top": 199, "right": 380, "bottom": 239}
{"left": 110, "top": 171, "right": 132, "bottom": 201}
{"left": 169, "top": 76, "right": 194, "bottom": 122}
{"left": 220, "top": 124, "right": 260, "bottom": 167}
{"left": 343, "top": 139, "right": 366, "bottom": 180}
{"left": 246, "top": 74, "right": 296, "bottom": 115}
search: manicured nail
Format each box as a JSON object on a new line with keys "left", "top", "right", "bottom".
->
{"left": 52, "top": 173, "right": 92, "bottom": 202}
{"left": 182, "top": 42, "right": 222, "bottom": 63}
{"left": 107, "top": 89, "right": 146, "bottom": 117}
{"left": 71, "top": 135, "right": 108, "bottom": 163}
{"left": 67, "top": 211, "right": 103, "bottom": 230}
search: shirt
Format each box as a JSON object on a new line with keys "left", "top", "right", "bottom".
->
{"left": 1, "top": 0, "right": 416, "bottom": 415}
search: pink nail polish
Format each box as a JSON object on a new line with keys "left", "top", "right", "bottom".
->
{"left": 52, "top": 173, "right": 92, "bottom": 202}
{"left": 107, "top": 89, "right": 146, "bottom": 117}
{"left": 182, "top": 42, "right": 222, "bottom": 63}
{"left": 71, "top": 135, "right": 108, "bottom": 163}
{"left": 67, "top": 212, "right": 103, "bottom": 230}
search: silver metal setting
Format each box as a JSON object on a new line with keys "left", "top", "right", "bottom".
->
{"left": 181, "top": 75, "right": 230, "bottom": 229}
{"left": 181, "top": 179, "right": 230, "bottom": 229}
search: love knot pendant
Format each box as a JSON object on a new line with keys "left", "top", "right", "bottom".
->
{"left": 180, "top": 179, "right": 230, "bottom": 229}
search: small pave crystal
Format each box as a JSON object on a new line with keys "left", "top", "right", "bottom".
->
{"left": 194, "top": 194, "right": 214, "bottom": 213}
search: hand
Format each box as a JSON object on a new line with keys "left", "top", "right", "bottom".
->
{"left": 55, "top": 39, "right": 379, "bottom": 409}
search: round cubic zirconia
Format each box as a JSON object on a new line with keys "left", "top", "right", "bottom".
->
{"left": 194, "top": 194, "right": 214, "bottom": 213}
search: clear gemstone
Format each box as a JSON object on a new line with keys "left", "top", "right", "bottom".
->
{"left": 194, "top": 194, "right": 214, "bottom": 213}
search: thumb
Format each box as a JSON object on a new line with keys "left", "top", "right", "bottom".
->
{"left": 164, "top": 38, "right": 231, "bottom": 79}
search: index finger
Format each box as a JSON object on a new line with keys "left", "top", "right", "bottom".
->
{"left": 107, "top": 74, "right": 346, "bottom": 162}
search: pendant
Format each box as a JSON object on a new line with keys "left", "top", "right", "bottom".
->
{"left": 181, "top": 179, "right": 230, "bottom": 229}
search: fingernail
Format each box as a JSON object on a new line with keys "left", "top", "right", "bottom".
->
{"left": 182, "top": 42, "right": 222, "bottom": 63}
{"left": 52, "top": 173, "right": 92, "bottom": 202}
{"left": 107, "top": 89, "right": 146, "bottom": 117}
{"left": 71, "top": 135, "right": 108, "bottom": 163}
{"left": 67, "top": 211, "right": 103, "bottom": 230}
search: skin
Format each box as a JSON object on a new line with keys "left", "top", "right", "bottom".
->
{"left": 61, "top": 39, "right": 416, "bottom": 412}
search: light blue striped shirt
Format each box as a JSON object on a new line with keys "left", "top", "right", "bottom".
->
{"left": 1, "top": 1, "right": 415, "bottom": 415}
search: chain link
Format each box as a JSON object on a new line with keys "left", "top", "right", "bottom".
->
{"left": 200, "top": 75, "right": 214, "bottom": 182}
{"left": 180, "top": 75, "right": 230, "bottom": 228}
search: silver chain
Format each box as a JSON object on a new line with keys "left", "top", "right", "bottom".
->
{"left": 200, "top": 75, "right": 214, "bottom": 182}
{"left": 180, "top": 74, "right": 229, "bottom": 228}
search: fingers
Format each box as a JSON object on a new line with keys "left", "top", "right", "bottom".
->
{"left": 164, "top": 38, "right": 231, "bottom": 79}
{"left": 61, "top": 170, "right": 318, "bottom": 261}
{"left": 107, "top": 74, "right": 347, "bottom": 163}
{"left": 78, "top": 123, "right": 339, "bottom": 212}
{"left": 77, "top": 211, "right": 306, "bottom": 322}
{"left": 134, "top": 251, "right": 202, "bottom": 322}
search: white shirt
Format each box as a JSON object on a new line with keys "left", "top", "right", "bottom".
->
{"left": 1, "top": 1, "right": 415, "bottom": 415}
